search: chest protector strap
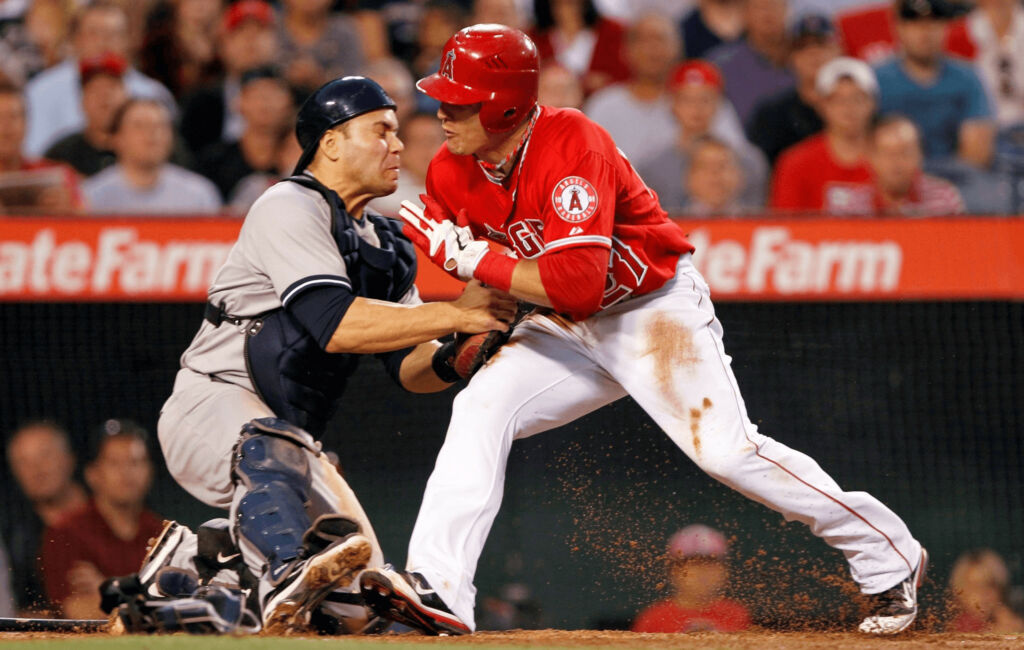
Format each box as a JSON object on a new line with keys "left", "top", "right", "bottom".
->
{"left": 240, "top": 176, "right": 418, "bottom": 436}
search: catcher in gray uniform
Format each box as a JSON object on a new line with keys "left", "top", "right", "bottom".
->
{"left": 146, "top": 76, "right": 516, "bottom": 635}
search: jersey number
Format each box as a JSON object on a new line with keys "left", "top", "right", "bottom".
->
{"left": 602, "top": 237, "right": 649, "bottom": 309}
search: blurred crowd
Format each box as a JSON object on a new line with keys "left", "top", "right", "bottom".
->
{"left": 0, "top": 0, "right": 1021, "bottom": 217}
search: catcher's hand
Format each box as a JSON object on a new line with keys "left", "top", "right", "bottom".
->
{"left": 398, "top": 196, "right": 488, "bottom": 281}
{"left": 432, "top": 303, "right": 533, "bottom": 382}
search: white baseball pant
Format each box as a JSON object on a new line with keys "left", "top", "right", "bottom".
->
{"left": 407, "top": 253, "right": 922, "bottom": 630}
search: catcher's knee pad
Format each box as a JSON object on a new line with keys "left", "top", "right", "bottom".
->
{"left": 232, "top": 418, "right": 319, "bottom": 575}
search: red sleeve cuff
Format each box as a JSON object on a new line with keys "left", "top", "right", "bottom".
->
{"left": 473, "top": 252, "right": 517, "bottom": 292}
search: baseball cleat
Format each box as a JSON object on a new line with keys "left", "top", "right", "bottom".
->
{"left": 138, "top": 520, "right": 189, "bottom": 595}
{"left": 858, "top": 547, "right": 929, "bottom": 635}
{"left": 261, "top": 534, "right": 372, "bottom": 635}
{"left": 359, "top": 567, "right": 470, "bottom": 636}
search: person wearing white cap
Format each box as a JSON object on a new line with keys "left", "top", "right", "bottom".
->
{"left": 770, "top": 56, "right": 877, "bottom": 214}
{"left": 633, "top": 525, "right": 751, "bottom": 633}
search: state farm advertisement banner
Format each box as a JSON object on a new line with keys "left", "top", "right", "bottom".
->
{"left": 0, "top": 217, "right": 1021, "bottom": 301}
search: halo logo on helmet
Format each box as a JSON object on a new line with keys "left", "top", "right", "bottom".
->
{"left": 292, "top": 76, "right": 397, "bottom": 175}
{"left": 416, "top": 24, "right": 540, "bottom": 134}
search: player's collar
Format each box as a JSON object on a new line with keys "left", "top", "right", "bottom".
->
{"left": 475, "top": 107, "right": 539, "bottom": 184}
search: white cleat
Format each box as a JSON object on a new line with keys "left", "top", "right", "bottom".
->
{"left": 858, "top": 547, "right": 929, "bottom": 635}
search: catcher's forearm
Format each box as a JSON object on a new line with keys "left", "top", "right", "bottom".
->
{"left": 327, "top": 298, "right": 462, "bottom": 354}
{"left": 399, "top": 341, "right": 452, "bottom": 392}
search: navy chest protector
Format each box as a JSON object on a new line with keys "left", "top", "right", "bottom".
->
{"left": 232, "top": 175, "right": 417, "bottom": 437}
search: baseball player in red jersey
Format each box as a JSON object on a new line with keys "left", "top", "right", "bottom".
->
{"left": 359, "top": 25, "right": 927, "bottom": 637}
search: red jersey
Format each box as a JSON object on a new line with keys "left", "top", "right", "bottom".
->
{"left": 425, "top": 106, "right": 693, "bottom": 315}
{"left": 770, "top": 134, "right": 874, "bottom": 214}
{"left": 632, "top": 598, "right": 751, "bottom": 633}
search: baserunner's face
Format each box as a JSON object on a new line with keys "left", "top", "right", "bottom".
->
{"left": 339, "top": 108, "right": 404, "bottom": 197}
{"left": 437, "top": 102, "right": 489, "bottom": 156}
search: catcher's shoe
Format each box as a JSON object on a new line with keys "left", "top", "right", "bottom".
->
{"left": 858, "top": 547, "right": 929, "bottom": 635}
{"left": 360, "top": 567, "right": 470, "bottom": 636}
{"left": 261, "top": 534, "right": 372, "bottom": 635}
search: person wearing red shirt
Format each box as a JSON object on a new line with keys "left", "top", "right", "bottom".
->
{"left": 40, "top": 420, "right": 164, "bottom": 619}
{"left": 771, "top": 57, "right": 877, "bottom": 214}
{"left": 358, "top": 25, "right": 926, "bottom": 639}
{"left": 0, "top": 82, "right": 82, "bottom": 213}
{"left": 529, "top": 0, "right": 630, "bottom": 97}
{"left": 947, "top": 549, "right": 1024, "bottom": 634}
{"left": 868, "top": 114, "right": 964, "bottom": 215}
{"left": 633, "top": 525, "right": 751, "bottom": 633}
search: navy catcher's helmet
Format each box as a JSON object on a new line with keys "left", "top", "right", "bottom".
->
{"left": 293, "top": 76, "right": 397, "bottom": 175}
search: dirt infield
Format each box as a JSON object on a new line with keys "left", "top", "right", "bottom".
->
{"left": 3, "top": 629, "right": 1023, "bottom": 649}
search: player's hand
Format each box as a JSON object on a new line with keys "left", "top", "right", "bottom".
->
{"left": 399, "top": 197, "right": 489, "bottom": 281}
{"left": 451, "top": 280, "right": 517, "bottom": 333}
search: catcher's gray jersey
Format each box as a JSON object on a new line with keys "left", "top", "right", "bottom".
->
{"left": 179, "top": 178, "right": 419, "bottom": 392}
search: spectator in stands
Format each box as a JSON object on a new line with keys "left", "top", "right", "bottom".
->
{"left": 876, "top": 0, "right": 995, "bottom": 169}
{"left": 682, "top": 136, "right": 751, "bottom": 215}
{"left": 707, "top": 0, "right": 794, "bottom": 129}
{"left": 771, "top": 57, "right": 876, "bottom": 214}
{"left": 179, "top": 0, "right": 279, "bottom": 157}
{"left": 632, "top": 525, "right": 751, "bottom": 633}
{"left": 362, "top": 57, "right": 417, "bottom": 126}
{"left": 638, "top": 61, "right": 768, "bottom": 212}
{"left": 197, "top": 66, "right": 294, "bottom": 202}
{"left": 868, "top": 114, "right": 964, "bottom": 215}
{"left": 948, "top": 549, "right": 1024, "bottom": 634}
{"left": 22, "top": 1, "right": 174, "bottom": 157}
{"left": 472, "top": 0, "right": 529, "bottom": 31}
{"left": 368, "top": 111, "right": 445, "bottom": 216}
{"left": 226, "top": 129, "right": 303, "bottom": 213}
{"left": 0, "top": 536, "right": 14, "bottom": 617}
{"left": 41, "top": 419, "right": 164, "bottom": 619}
{"left": 0, "top": 83, "right": 81, "bottom": 213}
{"left": 83, "top": 98, "right": 221, "bottom": 214}
{"left": 0, "top": 0, "right": 72, "bottom": 87}
{"left": 679, "top": 0, "right": 745, "bottom": 60}
{"left": 2, "top": 421, "right": 87, "bottom": 614}
{"left": 584, "top": 13, "right": 681, "bottom": 167}
{"left": 945, "top": 0, "right": 1024, "bottom": 134}
{"left": 138, "top": 0, "right": 224, "bottom": 100}
{"left": 747, "top": 14, "right": 840, "bottom": 165}
{"left": 530, "top": 0, "right": 630, "bottom": 97}
{"left": 875, "top": 0, "right": 1008, "bottom": 212}
{"left": 42, "top": 54, "right": 127, "bottom": 178}
{"left": 538, "top": 63, "right": 584, "bottom": 109}
{"left": 835, "top": 0, "right": 973, "bottom": 65}
{"left": 413, "top": 1, "right": 467, "bottom": 82}
{"left": 277, "top": 0, "right": 366, "bottom": 94}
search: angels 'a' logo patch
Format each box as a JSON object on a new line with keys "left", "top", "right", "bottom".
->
{"left": 440, "top": 50, "right": 456, "bottom": 81}
{"left": 551, "top": 176, "right": 598, "bottom": 223}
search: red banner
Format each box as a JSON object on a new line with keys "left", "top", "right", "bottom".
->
{"left": 0, "top": 216, "right": 1021, "bottom": 301}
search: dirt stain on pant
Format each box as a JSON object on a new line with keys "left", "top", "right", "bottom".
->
{"left": 643, "top": 313, "right": 700, "bottom": 412}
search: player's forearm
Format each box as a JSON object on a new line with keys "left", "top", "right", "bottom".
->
{"left": 504, "top": 258, "right": 553, "bottom": 307}
{"left": 327, "top": 298, "right": 462, "bottom": 354}
{"left": 398, "top": 341, "right": 453, "bottom": 393}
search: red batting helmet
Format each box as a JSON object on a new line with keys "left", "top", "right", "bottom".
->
{"left": 417, "top": 24, "right": 539, "bottom": 133}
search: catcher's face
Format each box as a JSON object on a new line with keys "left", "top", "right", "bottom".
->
{"left": 437, "top": 102, "right": 489, "bottom": 157}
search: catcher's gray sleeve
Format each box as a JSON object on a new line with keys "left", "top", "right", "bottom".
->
{"left": 242, "top": 187, "right": 351, "bottom": 307}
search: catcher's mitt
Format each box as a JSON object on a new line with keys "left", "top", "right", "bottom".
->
{"left": 433, "top": 303, "right": 533, "bottom": 381}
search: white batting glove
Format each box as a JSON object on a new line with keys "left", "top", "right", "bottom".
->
{"left": 398, "top": 199, "right": 489, "bottom": 281}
